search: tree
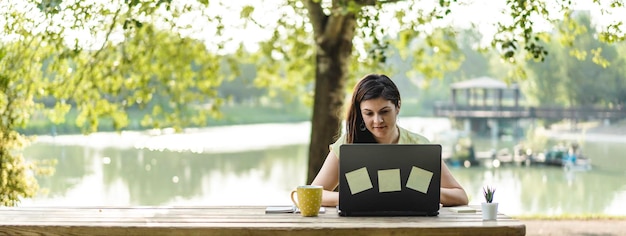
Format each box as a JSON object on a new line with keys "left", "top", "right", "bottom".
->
{"left": 1, "top": 0, "right": 228, "bottom": 205}
{"left": 525, "top": 11, "right": 625, "bottom": 108}
{"left": 1, "top": 0, "right": 625, "bottom": 205}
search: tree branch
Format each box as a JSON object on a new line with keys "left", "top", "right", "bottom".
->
{"left": 324, "top": 8, "right": 347, "bottom": 47}
{"left": 323, "top": 0, "right": 402, "bottom": 47}
{"left": 355, "top": 0, "right": 404, "bottom": 6}
{"left": 68, "top": 5, "right": 122, "bottom": 99}
{"left": 305, "top": 0, "right": 325, "bottom": 38}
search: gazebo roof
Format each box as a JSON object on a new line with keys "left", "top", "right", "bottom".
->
{"left": 450, "top": 76, "right": 518, "bottom": 90}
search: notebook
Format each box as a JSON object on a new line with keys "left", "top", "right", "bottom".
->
{"left": 338, "top": 144, "right": 442, "bottom": 216}
{"left": 265, "top": 205, "right": 326, "bottom": 214}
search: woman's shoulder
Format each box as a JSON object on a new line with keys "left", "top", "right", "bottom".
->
{"left": 398, "top": 126, "right": 430, "bottom": 144}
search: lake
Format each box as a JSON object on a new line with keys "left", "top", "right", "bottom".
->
{"left": 20, "top": 117, "right": 626, "bottom": 216}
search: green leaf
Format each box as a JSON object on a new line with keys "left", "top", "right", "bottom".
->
{"left": 240, "top": 5, "right": 254, "bottom": 19}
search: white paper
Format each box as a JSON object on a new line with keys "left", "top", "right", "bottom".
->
{"left": 377, "top": 169, "right": 401, "bottom": 193}
{"left": 406, "top": 166, "right": 433, "bottom": 194}
{"left": 345, "top": 167, "right": 373, "bottom": 195}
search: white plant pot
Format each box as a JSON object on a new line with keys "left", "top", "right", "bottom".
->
{"left": 481, "top": 202, "right": 498, "bottom": 221}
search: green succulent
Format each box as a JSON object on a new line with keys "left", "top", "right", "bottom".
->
{"left": 483, "top": 186, "right": 496, "bottom": 203}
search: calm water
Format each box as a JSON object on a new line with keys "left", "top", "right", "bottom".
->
{"left": 20, "top": 118, "right": 626, "bottom": 216}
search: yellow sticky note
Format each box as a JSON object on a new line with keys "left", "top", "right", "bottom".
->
{"left": 345, "top": 167, "right": 373, "bottom": 195}
{"left": 406, "top": 166, "right": 433, "bottom": 194}
{"left": 378, "top": 169, "right": 401, "bottom": 193}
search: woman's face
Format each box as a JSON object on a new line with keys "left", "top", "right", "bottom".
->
{"left": 360, "top": 97, "right": 400, "bottom": 142}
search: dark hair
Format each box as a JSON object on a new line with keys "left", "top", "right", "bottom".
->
{"left": 345, "top": 74, "right": 401, "bottom": 143}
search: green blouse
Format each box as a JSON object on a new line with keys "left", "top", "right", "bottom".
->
{"left": 329, "top": 126, "right": 430, "bottom": 158}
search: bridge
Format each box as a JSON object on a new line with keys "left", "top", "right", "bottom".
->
{"left": 434, "top": 104, "right": 626, "bottom": 120}
{"left": 433, "top": 77, "right": 625, "bottom": 137}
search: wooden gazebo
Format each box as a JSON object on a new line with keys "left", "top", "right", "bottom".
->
{"left": 450, "top": 76, "right": 520, "bottom": 108}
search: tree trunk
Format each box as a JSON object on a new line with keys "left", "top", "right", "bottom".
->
{"left": 306, "top": 15, "right": 356, "bottom": 184}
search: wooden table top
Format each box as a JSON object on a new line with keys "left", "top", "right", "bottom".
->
{"left": 0, "top": 205, "right": 525, "bottom": 236}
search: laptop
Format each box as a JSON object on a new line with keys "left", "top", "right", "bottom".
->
{"left": 338, "top": 144, "right": 441, "bottom": 216}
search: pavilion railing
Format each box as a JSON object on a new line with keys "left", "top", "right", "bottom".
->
{"left": 433, "top": 104, "right": 626, "bottom": 120}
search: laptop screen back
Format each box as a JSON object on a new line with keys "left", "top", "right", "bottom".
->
{"left": 338, "top": 144, "right": 441, "bottom": 216}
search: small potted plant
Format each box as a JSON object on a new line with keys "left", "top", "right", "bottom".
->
{"left": 481, "top": 186, "right": 498, "bottom": 221}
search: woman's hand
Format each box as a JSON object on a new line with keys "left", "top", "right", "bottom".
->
{"left": 440, "top": 161, "right": 469, "bottom": 206}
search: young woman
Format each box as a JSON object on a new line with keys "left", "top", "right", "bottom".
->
{"left": 311, "top": 74, "right": 469, "bottom": 207}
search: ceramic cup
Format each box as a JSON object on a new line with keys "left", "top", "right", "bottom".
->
{"left": 481, "top": 202, "right": 498, "bottom": 221}
{"left": 290, "top": 185, "right": 323, "bottom": 217}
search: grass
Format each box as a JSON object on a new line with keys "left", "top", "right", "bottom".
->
{"left": 19, "top": 102, "right": 313, "bottom": 135}
{"left": 19, "top": 98, "right": 435, "bottom": 136}
{"left": 19, "top": 109, "right": 147, "bottom": 135}
{"left": 207, "top": 102, "right": 311, "bottom": 126}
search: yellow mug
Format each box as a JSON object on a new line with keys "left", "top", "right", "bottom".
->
{"left": 290, "top": 185, "right": 323, "bottom": 217}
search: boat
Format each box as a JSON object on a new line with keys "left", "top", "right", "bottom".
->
{"left": 538, "top": 143, "right": 591, "bottom": 171}
{"left": 563, "top": 157, "right": 592, "bottom": 171}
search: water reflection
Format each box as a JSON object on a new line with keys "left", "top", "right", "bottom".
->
{"left": 23, "top": 143, "right": 307, "bottom": 206}
{"left": 455, "top": 165, "right": 626, "bottom": 215}
{"left": 20, "top": 119, "right": 626, "bottom": 216}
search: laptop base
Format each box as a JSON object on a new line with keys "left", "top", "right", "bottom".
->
{"left": 338, "top": 209, "right": 439, "bottom": 217}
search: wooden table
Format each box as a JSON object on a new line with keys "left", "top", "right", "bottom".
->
{"left": 0, "top": 205, "right": 525, "bottom": 236}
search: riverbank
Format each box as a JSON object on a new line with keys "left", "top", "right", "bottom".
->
{"left": 30, "top": 117, "right": 450, "bottom": 153}
{"left": 540, "top": 119, "right": 626, "bottom": 143}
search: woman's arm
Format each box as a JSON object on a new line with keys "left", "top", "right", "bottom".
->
{"left": 440, "top": 160, "right": 469, "bottom": 206}
{"left": 310, "top": 151, "right": 340, "bottom": 207}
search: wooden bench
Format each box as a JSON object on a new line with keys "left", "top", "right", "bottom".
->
{"left": 0, "top": 205, "right": 525, "bottom": 235}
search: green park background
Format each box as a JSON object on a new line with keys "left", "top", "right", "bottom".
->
{"left": 1, "top": 0, "right": 625, "bottom": 218}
